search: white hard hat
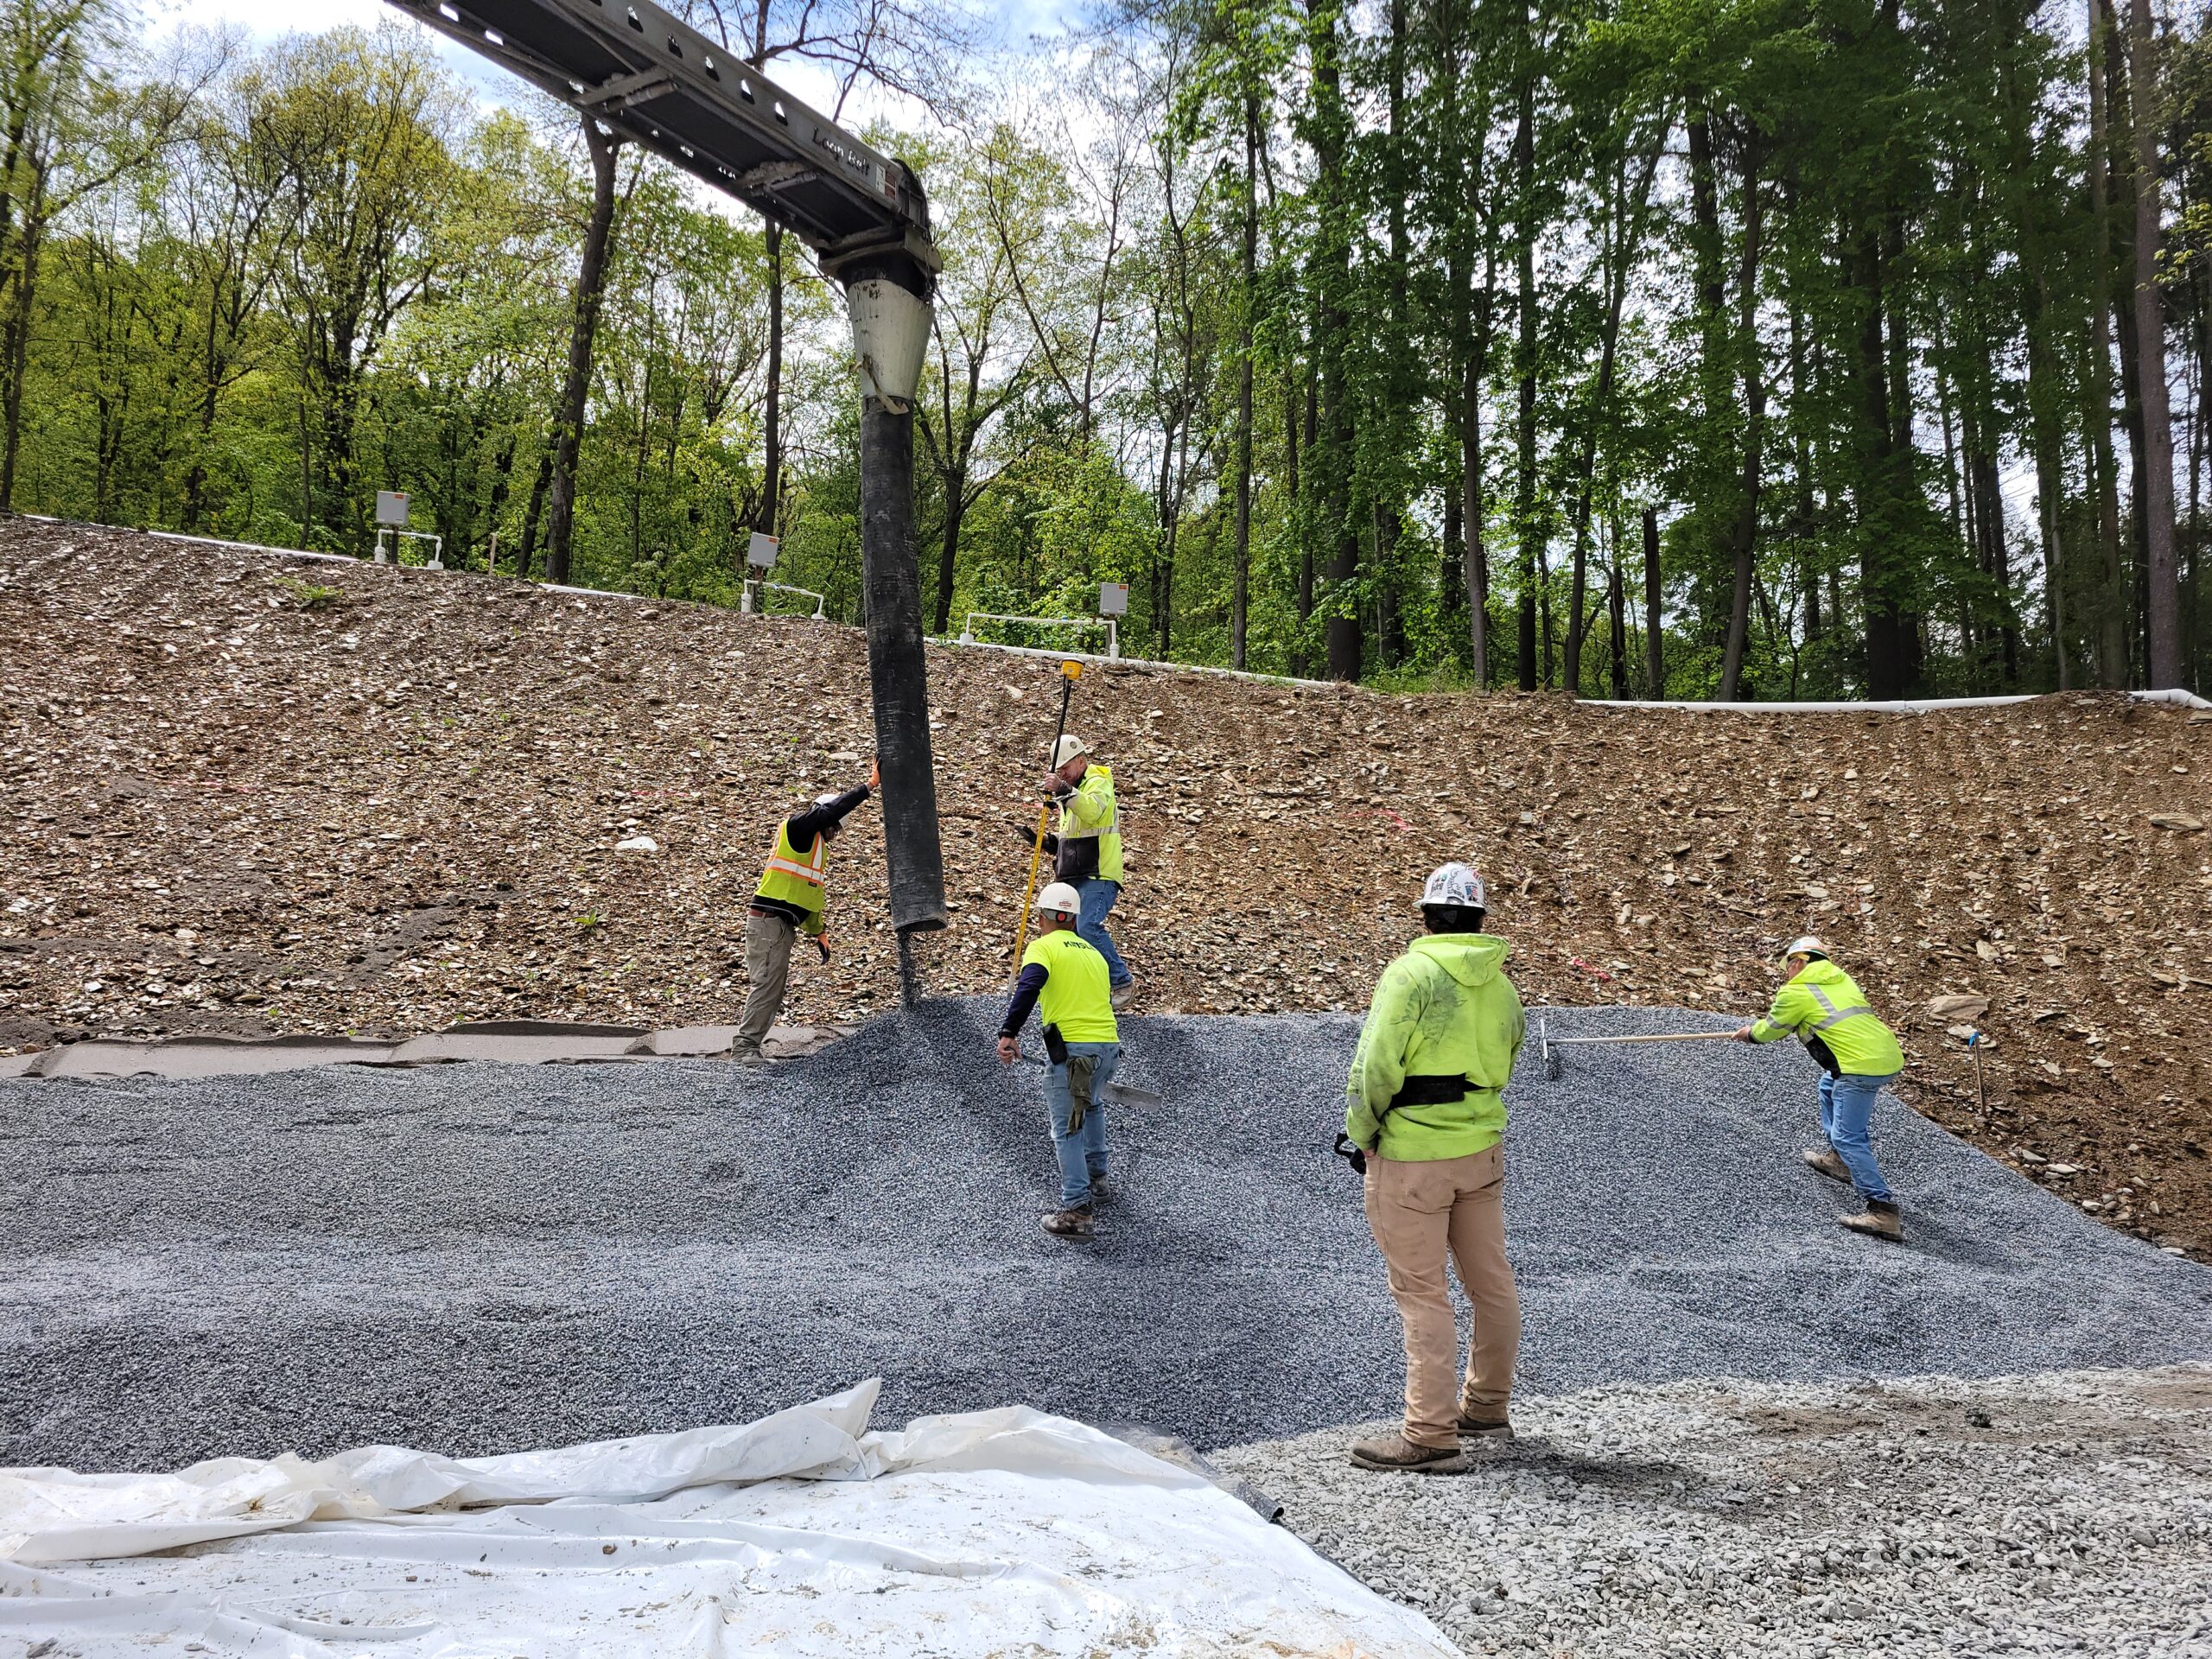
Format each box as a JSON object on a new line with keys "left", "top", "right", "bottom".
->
{"left": 1782, "top": 935, "right": 1827, "bottom": 962}
{"left": 1421, "top": 862, "right": 1486, "bottom": 910}
{"left": 813, "top": 792, "right": 842, "bottom": 810}
{"left": 1035, "top": 881, "right": 1082, "bottom": 918}
{"left": 1051, "top": 735, "right": 1089, "bottom": 769}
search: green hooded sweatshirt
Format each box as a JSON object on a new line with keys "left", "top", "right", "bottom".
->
{"left": 1345, "top": 933, "right": 1525, "bottom": 1160}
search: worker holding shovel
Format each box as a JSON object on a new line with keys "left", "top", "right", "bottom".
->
{"left": 734, "top": 761, "right": 876, "bottom": 1063}
{"left": 995, "top": 881, "right": 1121, "bottom": 1239}
{"left": 1735, "top": 935, "right": 1909, "bottom": 1242}
{"left": 1343, "top": 862, "right": 1525, "bottom": 1476}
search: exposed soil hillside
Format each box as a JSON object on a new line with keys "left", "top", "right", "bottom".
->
{"left": 3, "top": 519, "right": 2208, "bottom": 1254}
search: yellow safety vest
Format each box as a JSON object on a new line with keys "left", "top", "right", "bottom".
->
{"left": 753, "top": 819, "right": 829, "bottom": 936}
{"left": 1022, "top": 929, "right": 1118, "bottom": 1044}
{"left": 1058, "top": 762, "right": 1123, "bottom": 883}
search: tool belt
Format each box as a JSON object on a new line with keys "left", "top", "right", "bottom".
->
{"left": 1389, "top": 1073, "right": 1480, "bottom": 1108}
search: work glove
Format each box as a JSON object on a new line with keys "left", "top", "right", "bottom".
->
{"left": 815, "top": 936, "right": 830, "bottom": 964}
{"left": 1333, "top": 1133, "right": 1369, "bottom": 1177}
{"left": 1013, "top": 823, "right": 1059, "bottom": 856}
{"left": 1065, "top": 1052, "right": 1097, "bottom": 1135}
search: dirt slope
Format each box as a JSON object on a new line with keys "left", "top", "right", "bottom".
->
{"left": 3, "top": 520, "right": 2208, "bottom": 1254}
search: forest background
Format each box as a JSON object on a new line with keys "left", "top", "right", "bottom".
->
{"left": 3, "top": 0, "right": 2209, "bottom": 699}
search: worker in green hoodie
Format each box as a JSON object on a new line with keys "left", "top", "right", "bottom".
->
{"left": 1343, "top": 862, "right": 1526, "bottom": 1475}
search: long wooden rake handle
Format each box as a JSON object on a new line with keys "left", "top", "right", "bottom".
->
{"left": 1548, "top": 1030, "right": 1742, "bottom": 1048}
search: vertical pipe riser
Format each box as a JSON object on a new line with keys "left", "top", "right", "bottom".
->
{"left": 857, "top": 398, "right": 948, "bottom": 938}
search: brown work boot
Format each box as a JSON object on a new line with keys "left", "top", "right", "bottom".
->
{"left": 1455, "top": 1412, "right": 1514, "bottom": 1440}
{"left": 1040, "top": 1205, "right": 1095, "bottom": 1238}
{"left": 1801, "top": 1146, "right": 1851, "bottom": 1184}
{"left": 1839, "top": 1199, "right": 1904, "bottom": 1243}
{"left": 1349, "top": 1434, "right": 1466, "bottom": 1474}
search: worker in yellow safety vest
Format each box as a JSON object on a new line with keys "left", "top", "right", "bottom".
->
{"left": 1039, "top": 734, "right": 1135, "bottom": 1011}
{"left": 737, "top": 761, "right": 875, "bottom": 1061}
{"left": 995, "top": 881, "right": 1122, "bottom": 1238}
{"left": 1734, "top": 935, "right": 1909, "bottom": 1242}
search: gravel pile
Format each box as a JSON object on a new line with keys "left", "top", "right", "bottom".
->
{"left": 4, "top": 1001, "right": 2209, "bottom": 1471}
{"left": 1214, "top": 1364, "right": 2212, "bottom": 1658}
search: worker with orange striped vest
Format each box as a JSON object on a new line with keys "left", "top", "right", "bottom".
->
{"left": 737, "top": 761, "right": 875, "bottom": 1061}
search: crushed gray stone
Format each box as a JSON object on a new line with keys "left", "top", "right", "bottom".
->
{"left": 3, "top": 1001, "right": 2209, "bottom": 1471}
{"left": 1214, "top": 1364, "right": 2212, "bottom": 1659}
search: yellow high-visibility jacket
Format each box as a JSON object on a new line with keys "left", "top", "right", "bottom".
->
{"left": 1751, "top": 959, "right": 1904, "bottom": 1076}
{"left": 1057, "top": 762, "right": 1124, "bottom": 882}
{"left": 1345, "top": 934, "right": 1524, "bottom": 1160}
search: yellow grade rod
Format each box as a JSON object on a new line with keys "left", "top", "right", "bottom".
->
{"left": 1010, "top": 660, "right": 1083, "bottom": 976}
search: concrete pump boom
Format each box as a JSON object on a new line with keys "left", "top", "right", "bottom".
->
{"left": 385, "top": 0, "right": 950, "bottom": 948}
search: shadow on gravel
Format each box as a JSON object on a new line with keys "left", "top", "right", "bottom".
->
{"left": 4, "top": 999, "right": 2210, "bottom": 1469}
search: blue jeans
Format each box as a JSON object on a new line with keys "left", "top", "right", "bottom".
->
{"left": 1076, "top": 879, "right": 1131, "bottom": 987}
{"left": 1821, "top": 1071, "right": 1899, "bottom": 1204}
{"left": 1046, "top": 1041, "right": 1119, "bottom": 1209}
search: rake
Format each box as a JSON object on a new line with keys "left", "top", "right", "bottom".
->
{"left": 1535, "top": 1015, "right": 1743, "bottom": 1080}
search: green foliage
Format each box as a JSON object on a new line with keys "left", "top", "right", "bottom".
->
{"left": 270, "top": 575, "right": 345, "bottom": 611}
{"left": 8, "top": 2, "right": 2209, "bottom": 696}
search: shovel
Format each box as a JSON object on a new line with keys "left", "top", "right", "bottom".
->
{"left": 1016, "top": 1056, "right": 1161, "bottom": 1109}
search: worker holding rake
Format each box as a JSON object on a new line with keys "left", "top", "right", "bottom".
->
{"left": 1736, "top": 935, "right": 1909, "bottom": 1242}
{"left": 1343, "top": 862, "right": 1525, "bottom": 1475}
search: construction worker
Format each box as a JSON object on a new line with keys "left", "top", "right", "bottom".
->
{"left": 1734, "top": 936, "right": 1909, "bottom": 1242}
{"left": 735, "top": 763, "right": 875, "bottom": 1062}
{"left": 1343, "top": 862, "right": 1525, "bottom": 1475}
{"left": 1041, "top": 735, "right": 1135, "bottom": 1011}
{"left": 995, "top": 880, "right": 1120, "bottom": 1238}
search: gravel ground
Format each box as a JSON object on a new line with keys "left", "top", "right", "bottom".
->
{"left": 4, "top": 1001, "right": 2210, "bottom": 1471}
{"left": 1215, "top": 1365, "right": 2212, "bottom": 1658}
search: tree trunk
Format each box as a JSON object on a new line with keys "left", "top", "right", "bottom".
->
{"left": 1513, "top": 50, "right": 1538, "bottom": 691}
{"left": 933, "top": 468, "right": 967, "bottom": 638}
{"left": 1642, "top": 505, "right": 1664, "bottom": 697}
{"left": 1463, "top": 329, "right": 1489, "bottom": 687}
{"left": 545, "top": 118, "right": 621, "bottom": 587}
{"left": 1607, "top": 525, "right": 1629, "bottom": 697}
{"left": 1231, "top": 90, "right": 1256, "bottom": 671}
{"left": 1788, "top": 284, "right": 1821, "bottom": 644}
{"left": 2088, "top": 0, "right": 2130, "bottom": 685}
{"left": 1718, "top": 149, "right": 1766, "bottom": 702}
{"left": 1286, "top": 358, "right": 1311, "bottom": 667}
{"left": 1852, "top": 226, "right": 1916, "bottom": 700}
{"left": 0, "top": 201, "right": 41, "bottom": 515}
{"left": 2126, "top": 0, "right": 2182, "bottom": 686}
{"left": 1309, "top": 0, "right": 1362, "bottom": 682}
{"left": 1564, "top": 142, "right": 1653, "bottom": 696}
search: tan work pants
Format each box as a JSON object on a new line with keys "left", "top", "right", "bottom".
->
{"left": 1363, "top": 1142, "right": 1520, "bottom": 1449}
{"left": 736, "top": 911, "right": 797, "bottom": 1052}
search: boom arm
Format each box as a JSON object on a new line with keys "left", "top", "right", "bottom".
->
{"left": 385, "top": 0, "right": 952, "bottom": 949}
{"left": 385, "top": 0, "right": 938, "bottom": 294}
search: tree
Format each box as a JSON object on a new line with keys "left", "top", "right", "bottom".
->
{"left": 255, "top": 25, "right": 459, "bottom": 553}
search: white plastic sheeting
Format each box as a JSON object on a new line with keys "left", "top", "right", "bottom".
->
{"left": 0, "top": 1381, "right": 1456, "bottom": 1658}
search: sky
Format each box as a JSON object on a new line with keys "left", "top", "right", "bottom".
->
{"left": 162, "top": 0, "right": 1084, "bottom": 125}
